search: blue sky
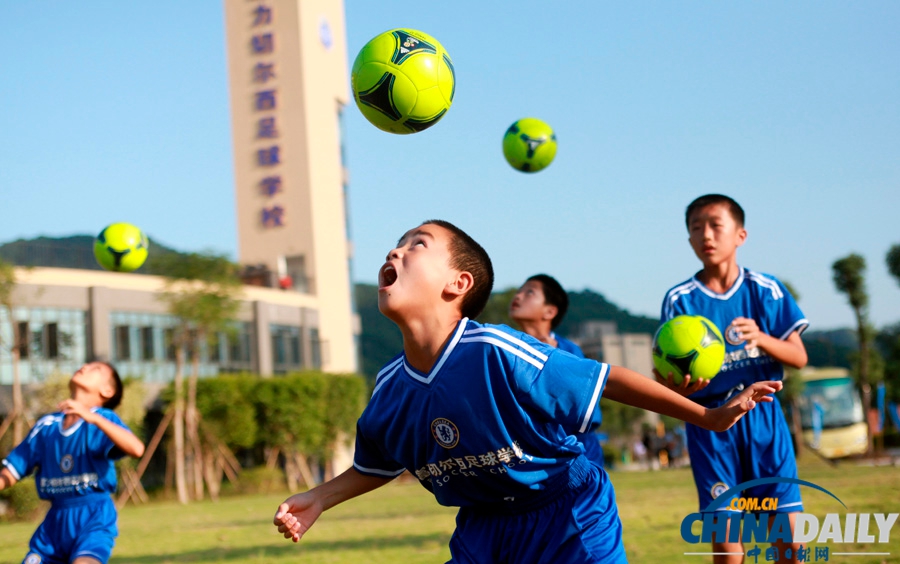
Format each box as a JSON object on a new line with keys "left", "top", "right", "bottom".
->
{"left": 1, "top": 1, "right": 898, "bottom": 331}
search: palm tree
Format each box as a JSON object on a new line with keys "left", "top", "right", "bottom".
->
{"left": 832, "top": 254, "right": 873, "bottom": 455}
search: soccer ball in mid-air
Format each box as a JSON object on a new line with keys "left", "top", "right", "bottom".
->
{"left": 502, "top": 118, "right": 557, "bottom": 173}
{"left": 351, "top": 28, "right": 455, "bottom": 134}
{"left": 93, "top": 223, "right": 149, "bottom": 272}
{"left": 652, "top": 315, "right": 725, "bottom": 385}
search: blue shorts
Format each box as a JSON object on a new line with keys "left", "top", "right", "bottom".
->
{"left": 687, "top": 396, "right": 803, "bottom": 514}
{"left": 448, "top": 457, "right": 627, "bottom": 563}
{"left": 25, "top": 493, "right": 118, "bottom": 564}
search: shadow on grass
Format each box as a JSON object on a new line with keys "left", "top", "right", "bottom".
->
{"left": 115, "top": 531, "right": 452, "bottom": 562}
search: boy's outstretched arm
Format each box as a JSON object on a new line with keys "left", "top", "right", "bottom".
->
{"left": 0, "top": 467, "right": 18, "bottom": 491}
{"left": 58, "top": 399, "right": 145, "bottom": 458}
{"left": 602, "top": 366, "right": 782, "bottom": 433}
{"left": 274, "top": 467, "right": 394, "bottom": 542}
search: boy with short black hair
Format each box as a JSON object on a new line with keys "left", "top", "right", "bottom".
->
{"left": 657, "top": 194, "right": 808, "bottom": 563}
{"left": 274, "top": 219, "right": 782, "bottom": 563}
{"left": 509, "top": 273, "right": 604, "bottom": 466}
{"left": 0, "top": 361, "right": 145, "bottom": 564}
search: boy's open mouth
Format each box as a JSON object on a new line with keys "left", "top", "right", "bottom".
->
{"left": 379, "top": 264, "right": 397, "bottom": 288}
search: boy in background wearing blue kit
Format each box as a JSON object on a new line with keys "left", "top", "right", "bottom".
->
{"left": 509, "top": 273, "right": 604, "bottom": 467}
{"left": 656, "top": 195, "right": 808, "bottom": 564}
{"left": 1, "top": 361, "right": 145, "bottom": 564}
{"left": 274, "top": 219, "right": 782, "bottom": 563}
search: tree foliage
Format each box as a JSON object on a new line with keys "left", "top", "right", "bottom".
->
{"left": 476, "top": 287, "right": 516, "bottom": 325}
{"left": 832, "top": 254, "right": 868, "bottom": 311}
{"left": 832, "top": 253, "right": 875, "bottom": 454}
{"left": 154, "top": 251, "right": 242, "bottom": 503}
{"left": 194, "top": 375, "right": 258, "bottom": 449}
{"left": 886, "top": 244, "right": 900, "bottom": 287}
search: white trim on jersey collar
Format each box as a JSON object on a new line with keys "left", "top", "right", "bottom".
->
{"left": 371, "top": 357, "right": 403, "bottom": 397}
{"left": 402, "top": 317, "right": 469, "bottom": 385}
{"left": 59, "top": 416, "right": 83, "bottom": 437}
{"left": 693, "top": 266, "right": 745, "bottom": 300}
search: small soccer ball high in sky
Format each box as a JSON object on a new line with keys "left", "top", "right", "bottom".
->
{"left": 93, "top": 223, "right": 149, "bottom": 272}
{"left": 502, "top": 118, "right": 557, "bottom": 173}
{"left": 652, "top": 315, "right": 726, "bottom": 384}
{"left": 351, "top": 28, "right": 455, "bottom": 134}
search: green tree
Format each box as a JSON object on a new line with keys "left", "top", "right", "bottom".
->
{"left": 882, "top": 244, "right": 900, "bottom": 406}
{"left": 887, "top": 244, "right": 900, "bottom": 285}
{"left": 876, "top": 323, "right": 900, "bottom": 404}
{"left": 156, "top": 251, "right": 241, "bottom": 503}
{"left": 832, "top": 254, "right": 875, "bottom": 455}
{"left": 255, "top": 373, "right": 329, "bottom": 491}
{"left": 0, "top": 260, "right": 25, "bottom": 444}
{"left": 476, "top": 287, "right": 516, "bottom": 325}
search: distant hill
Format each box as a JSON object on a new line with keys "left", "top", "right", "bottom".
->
{"left": 803, "top": 328, "right": 857, "bottom": 369}
{"left": 2, "top": 236, "right": 860, "bottom": 377}
{"left": 0, "top": 234, "right": 183, "bottom": 275}
{"left": 558, "top": 289, "right": 660, "bottom": 336}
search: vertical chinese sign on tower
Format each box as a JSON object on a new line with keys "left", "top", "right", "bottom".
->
{"left": 250, "top": 2, "right": 285, "bottom": 229}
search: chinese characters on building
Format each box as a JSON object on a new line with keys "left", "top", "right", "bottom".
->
{"left": 250, "top": 3, "right": 284, "bottom": 228}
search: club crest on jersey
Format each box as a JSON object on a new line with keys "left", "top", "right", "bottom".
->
{"left": 725, "top": 324, "right": 744, "bottom": 346}
{"left": 60, "top": 454, "right": 74, "bottom": 473}
{"left": 25, "top": 554, "right": 42, "bottom": 564}
{"left": 710, "top": 481, "right": 730, "bottom": 499}
{"left": 431, "top": 418, "right": 459, "bottom": 449}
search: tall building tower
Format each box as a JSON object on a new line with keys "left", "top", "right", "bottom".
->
{"left": 223, "top": 0, "right": 358, "bottom": 373}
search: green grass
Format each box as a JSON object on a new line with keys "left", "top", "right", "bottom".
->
{"left": 1, "top": 456, "right": 898, "bottom": 563}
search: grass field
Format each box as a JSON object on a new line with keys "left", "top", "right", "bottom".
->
{"left": 1, "top": 456, "right": 898, "bottom": 563}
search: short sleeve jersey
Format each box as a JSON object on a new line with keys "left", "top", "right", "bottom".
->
{"left": 354, "top": 318, "right": 609, "bottom": 508}
{"left": 2, "top": 408, "right": 128, "bottom": 501}
{"left": 660, "top": 267, "right": 808, "bottom": 405}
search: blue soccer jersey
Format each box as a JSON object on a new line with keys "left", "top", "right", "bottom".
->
{"left": 660, "top": 267, "right": 808, "bottom": 513}
{"left": 3, "top": 408, "right": 129, "bottom": 563}
{"left": 354, "top": 318, "right": 609, "bottom": 510}
{"left": 660, "top": 267, "right": 808, "bottom": 406}
{"left": 2, "top": 408, "right": 128, "bottom": 501}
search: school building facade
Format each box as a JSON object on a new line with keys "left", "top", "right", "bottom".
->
{"left": 0, "top": 266, "right": 358, "bottom": 389}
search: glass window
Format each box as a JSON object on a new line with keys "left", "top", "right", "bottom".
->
{"left": 164, "top": 328, "right": 176, "bottom": 361}
{"left": 45, "top": 323, "right": 59, "bottom": 359}
{"left": 271, "top": 325, "right": 302, "bottom": 372}
{"left": 115, "top": 326, "right": 131, "bottom": 361}
{"left": 290, "top": 332, "right": 301, "bottom": 366}
{"left": 285, "top": 255, "right": 308, "bottom": 293}
{"left": 141, "top": 327, "right": 155, "bottom": 361}
{"left": 17, "top": 321, "right": 29, "bottom": 359}
{"left": 272, "top": 333, "right": 286, "bottom": 365}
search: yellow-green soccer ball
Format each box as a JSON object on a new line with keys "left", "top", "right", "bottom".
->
{"left": 351, "top": 28, "right": 455, "bottom": 134}
{"left": 652, "top": 315, "right": 725, "bottom": 385}
{"left": 502, "top": 118, "right": 557, "bottom": 173}
{"left": 93, "top": 223, "right": 149, "bottom": 272}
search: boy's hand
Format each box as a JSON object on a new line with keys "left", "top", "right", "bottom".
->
{"left": 57, "top": 399, "right": 96, "bottom": 424}
{"left": 731, "top": 317, "right": 762, "bottom": 349}
{"left": 653, "top": 368, "right": 709, "bottom": 396}
{"left": 706, "top": 380, "right": 783, "bottom": 432}
{"left": 274, "top": 492, "right": 323, "bottom": 542}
